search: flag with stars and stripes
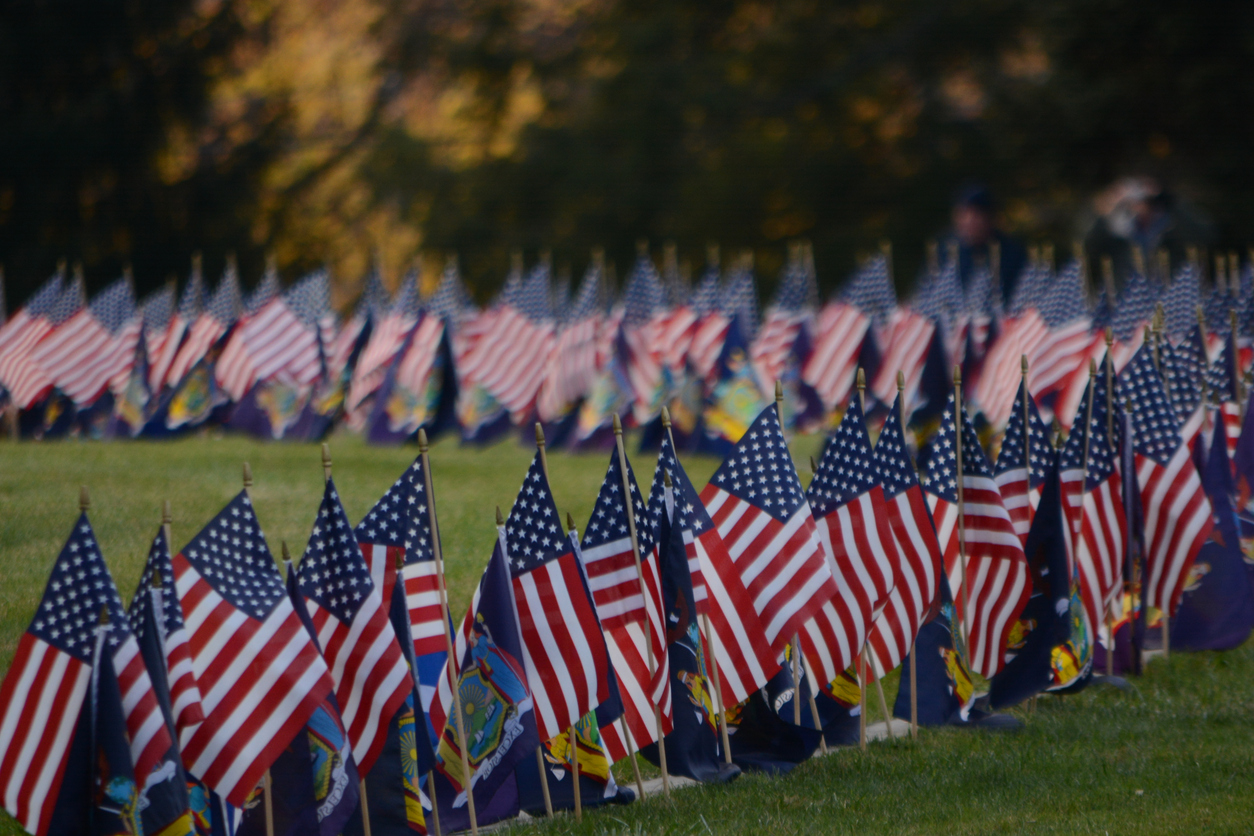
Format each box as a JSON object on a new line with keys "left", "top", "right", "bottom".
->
{"left": 923, "top": 394, "right": 1031, "bottom": 677}
{"left": 699, "top": 403, "right": 837, "bottom": 651}
{"left": 576, "top": 454, "right": 673, "bottom": 761}
{"left": 1162, "top": 324, "right": 1210, "bottom": 430}
{"left": 139, "top": 283, "right": 177, "bottom": 393}
{"left": 994, "top": 377, "right": 1053, "bottom": 544}
{"left": 505, "top": 453, "right": 611, "bottom": 741}
{"left": 866, "top": 392, "right": 945, "bottom": 677}
{"left": 1060, "top": 370, "right": 1127, "bottom": 647}
{"left": 297, "top": 478, "right": 413, "bottom": 775}
{"left": 750, "top": 252, "right": 815, "bottom": 398}
{"left": 1204, "top": 330, "right": 1243, "bottom": 458}
{"left": 0, "top": 272, "right": 63, "bottom": 409}
{"left": 349, "top": 271, "right": 418, "bottom": 416}
{"left": 1120, "top": 345, "right": 1214, "bottom": 615}
{"left": 653, "top": 430, "right": 776, "bottom": 708}
{"left": 128, "top": 524, "right": 206, "bottom": 751}
{"left": 0, "top": 513, "right": 175, "bottom": 836}
{"left": 29, "top": 276, "right": 141, "bottom": 406}
{"left": 1161, "top": 264, "right": 1201, "bottom": 340}
{"left": 974, "top": 311, "right": 1048, "bottom": 428}
{"left": 1026, "top": 258, "right": 1102, "bottom": 428}
{"left": 869, "top": 309, "right": 937, "bottom": 416}
{"left": 165, "top": 264, "right": 242, "bottom": 391}
{"left": 799, "top": 393, "right": 901, "bottom": 687}
{"left": 172, "top": 491, "right": 335, "bottom": 806}
{"left": 355, "top": 454, "right": 446, "bottom": 663}
{"left": 802, "top": 303, "right": 869, "bottom": 414}
{"left": 537, "top": 261, "right": 606, "bottom": 423}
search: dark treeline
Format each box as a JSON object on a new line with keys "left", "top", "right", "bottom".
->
{"left": 2, "top": 0, "right": 1253, "bottom": 305}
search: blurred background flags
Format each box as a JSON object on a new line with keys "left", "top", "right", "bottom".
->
{"left": 165, "top": 262, "right": 241, "bottom": 392}
{"left": 993, "top": 377, "right": 1053, "bottom": 544}
{"left": 0, "top": 271, "right": 64, "bottom": 409}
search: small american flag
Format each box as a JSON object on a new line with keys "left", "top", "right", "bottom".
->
{"left": 578, "top": 450, "right": 671, "bottom": 760}
{"left": 29, "top": 277, "right": 141, "bottom": 406}
{"left": 751, "top": 252, "right": 816, "bottom": 397}
{"left": 297, "top": 478, "right": 413, "bottom": 774}
{"left": 1110, "top": 272, "right": 1158, "bottom": 343}
{"left": 1059, "top": 377, "right": 1118, "bottom": 640}
{"left": 538, "top": 263, "right": 605, "bottom": 422}
{"left": 993, "top": 378, "right": 1053, "bottom": 543}
{"left": 1026, "top": 259, "right": 1099, "bottom": 414}
{"left": 800, "top": 392, "right": 901, "bottom": 685}
{"left": 1163, "top": 324, "right": 1209, "bottom": 427}
{"left": 165, "top": 267, "right": 241, "bottom": 389}
{"left": 245, "top": 263, "right": 281, "bottom": 316}
{"left": 839, "top": 253, "right": 897, "bottom": 327}
{"left": 869, "top": 309, "right": 936, "bottom": 415}
{"left": 700, "top": 402, "right": 837, "bottom": 650}
{"left": 173, "top": 491, "right": 334, "bottom": 805}
{"left": 0, "top": 273, "right": 63, "bottom": 409}
{"left": 506, "top": 453, "right": 610, "bottom": 740}
{"left": 215, "top": 270, "right": 326, "bottom": 401}
{"left": 923, "top": 394, "right": 1031, "bottom": 677}
{"left": 973, "top": 310, "right": 1048, "bottom": 427}
{"left": 1161, "top": 263, "right": 1200, "bottom": 340}
{"left": 349, "top": 272, "right": 419, "bottom": 414}
{"left": 354, "top": 455, "right": 444, "bottom": 657}
{"left": 1204, "top": 331, "right": 1243, "bottom": 457}
{"left": 866, "top": 392, "right": 944, "bottom": 676}
{"left": 128, "top": 525, "right": 207, "bottom": 752}
{"left": 802, "top": 303, "right": 870, "bottom": 413}
{"left": 1120, "top": 345, "right": 1214, "bottom": 615}
{"left": 0, "top": 513, "right": 173, "bottom": 835}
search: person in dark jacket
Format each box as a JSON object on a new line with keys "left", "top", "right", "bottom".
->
{"left": 937, "top": 183, "right": 1027, "bottom": 309}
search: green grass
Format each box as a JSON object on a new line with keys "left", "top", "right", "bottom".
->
{"left": 2, "top": 432, "right": 1253, "bottom": 834}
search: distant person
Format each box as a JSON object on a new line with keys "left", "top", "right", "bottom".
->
{"left": 1083, "top": 176, "right": 1213, "bottom": 293}
{"left": 938, "top": 184, "right": 1027, "bottom": 310}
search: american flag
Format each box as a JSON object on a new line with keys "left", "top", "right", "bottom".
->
{"left": 128, "top": 525, "right": 207, "bottom": 752}
{"left": 29, "top": 277, "right": 140, "bottom": 406}
{"left": 164, "top": 267, "right": 241, "bottom": 389}
{"left": 655, "top": 430, "right": 776, "bottom": 705}
{"left": 1205, "top": 331, "right": 1243, "bottom": 458}
{"left": 0, "top": 513, "right": 172, "bottom": 835}
{"left": 578, "top": 449, "right": 671, "bottom": 760}
{"left": 538, "top": 262, "right": 604, "bottom": 422}
{"left": 1119, "top": 345, "right": 1214, "bottom": 615}
{"left": 215, "top": 269, "right": 326, "bottom": 401}
{"left": 699, "top": 402, "right": 837, "bottom": 650}
{"left": 146, "top": 268, "right": 202, "bottom": 393}
{"left": 619, "top": 253, "right": 669, "bottom": 423}
{"left": 349, "top": 272, "right": 418, "bottom": 415}
{"left": 173, "top": 491, "right": 334, "bottom": 805}
{"left": 751, "top": 252, "right": 816, "bottom": 397}
{"left": 974, "top": 310, "right": 1048, "bottom": 427}
{"left": 923, "top": 394, "right": 1030, "bottom": 677}
{"left": 993, "top": 378, "right": 1052, "bottom": 543}
{"left": 1058, "top": 377, "right": 1126, "bottom": 639}
{"left": 866, "top": 392, "right": 945, "bottom": 676}
{"left": 141, "top": 284, "right": 179, "bottom": 393}
{"left": 458, "top": 263, "right": 556, "bottom": 423}
{"left": 0, "top": 273, "right": 63, "bottom": 409}
{"left": 1110, "top": 272, "right": 1158, "bottom": 343}
{"left": 297, "top": 478, "right": 413, "bottom": 774}
{"left": 245, "top": 262, "right": 281, "bottom": 316}
{"left": 802, "top": 303, "right": 869, "bottom": 413}
{"left": 1007, "top": 255, "right": 1046, "bottom": 317}
{"left": 869, "top": 309, "right": 936, "bottom": 414}
{"left": 799, "top": 393, "right": 901, "bottom": 685}
{"left": 354, "top": 455, "right": 444, "bottom": 657}
{"left": 1025, "top": 259, "right": 1099, "bottom": 421}
{"left": 1162, "top": 324, "right": 1209, "bottom": 427}
{"left": 721, "top": 259, "right": 759, "bottom": 342}
{"left": 506, "top": 453, "right": 610, "bottom": 740}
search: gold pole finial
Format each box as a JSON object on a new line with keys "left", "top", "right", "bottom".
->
{"left": 953, "top": 365, "right": 962, "bottom": 386}
{"left": 809, "top": 456, "right": 818, "bottom": 476}
{"left": 1021, "top": 354, "right": 1029, "bottom": 377}
{"left": 612, "top": 413, "right": 622, "bottom": 434}
{"left": 162, "top": 500, "right": 172, "bottom": 525}
{"left": 566, "top": 512, "right": 575, "bottom": 532}
{"left": 1104, "top": 326, "right": 1114, "bottom": 348}
{"left": 243, "top": 462, "right": 253, "bottom": 490}
{"left": 774, "top": 379, "right": 784, "bottom": 404}
{"left": 897, "top": 370, "right": 905, "bottom": 393}
{"left": 535, "top": 423, "right": 546, "bottom": 449}
{"left": 418, "top": 428, "right": 429, "bottom": 453}
{"left": 321, "top": 443, "right": 332, "bottom": 481}
{"left": 1089, "top": 358, "right": 1097, "bottom": 378}
{"left": 79, "top": 486, "right": 90, "bottom": 512}
{"left": 660, "top": 406, "right": 671, "bottom": 429}
{"left": 856, "top": 367, "right": 866, "bottom": 394}
{"left": 496, "top": 506, "right": 505, "bottom": 527}
{"left": 281, "top": 541, "right": 291, "bottom": 562}
{"left": 663, "top": 469, "right": 672, "bottom": 489}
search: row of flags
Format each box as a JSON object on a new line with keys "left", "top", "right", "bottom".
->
{"left": 7, "top": 312, "right": 1254, "bottom": 833}
{"left": 3, "top": 241, "right": 1251, "bottom": 455}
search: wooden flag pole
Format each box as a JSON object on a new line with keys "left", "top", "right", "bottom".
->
{"left": 240, "top": 464, "right": 276, "bottom": 836}
{"left": 323, "top": 444, "right": 374, "bottom": 836}
{"left": 1151, "top": 317, "right": 1170, "bottom": 661}
{"left": 1021, "top": 355, "right": 1031, "bottom": 479}
{"left": 613, "top": 413, "right": 672, "bottom": 783}
{"left": 953, "top": 367, "right": 972, "bottom": 666}
{"left": 897, "top": 370, "right": 918, "bottom": 740}
{"left": 530, "top": 426, "right": 559, "bottom": 818}
{"left": 854, "top": 368, "right": 892, "bottom": 741}
{"left": 417, "top": 430, "right": 477, "bottom": 835}
{"left": 563, "top": 512, "right": 584, "bottom": 822}
{"left": 660, "top": 409, "right": 734, "bottom": 767}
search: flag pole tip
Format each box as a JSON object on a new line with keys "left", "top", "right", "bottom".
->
{"left": 660, "top": 406, "right": 671, "bottom": 429}
{"left": 566, "top": 511, "right": 575, "bottom": 532}
{"left": 775, "top": 380, "right": 784, "bottom": 402}
{"left": 953, "top": 365, "right": 962, "bottom": 386}
{"left": 1021, "top": 354, "right": 1029, "bottom": 376}
{"left": 809, "top": 455, "right": 818, "bottom": 475}
{"left": 856, "top": 367, "right": 866, "bottom": 392}
{"left": 162, "top": 500, "right": 172, "bottom": 525}
{"left": 496, "top": 506, "right": 505, "bottom": 527}
{"left": 1089, "top": 357, "right": 1097, "bottom": 377}
{"left": 78, "top": 485, "right": 90, "bottom": 512}
{"left": 663, "top": 469, "right": 673, "bottom": 489}
{"left": 321, "top": 443, "right": 332, "bottom": 476}
{"left": 897, "top": 369, "right": 905, "bottom": 392}
{"left": 1104, "top": 326, "right": 1114, "bottom": 346}
{"left": 612, "top": 413, "right": 622, "bottom": 434}
{"left": 243, "top": 462, "right": 253, "bottom": 489}
{"left": 535, "top": 423, "right": 546, "bottom": 448}
{"left": 418, "top": 428, "right": 429, "bottom": 452}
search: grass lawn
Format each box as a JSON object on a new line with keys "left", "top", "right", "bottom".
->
{"left": 2, "top": 431, "right": 1252, "bottom": 834}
